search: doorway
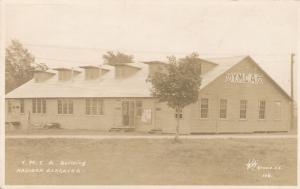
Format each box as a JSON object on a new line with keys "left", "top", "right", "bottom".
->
{"left": 122, "top": 101, "right": 135, "bottom": 127}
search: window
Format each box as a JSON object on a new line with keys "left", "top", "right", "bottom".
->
{"left": 200, "top": 98, "right": 208, "bottom": 118}
{"left": 58, "top": 99, "right": 62, "bottom": 114}
{"left": 136, "top": 101, "right": 143, "bottom": 116}
{"left": 258, "top": 100, "right": 266, "bottom": 120}
{"left": 20, "top": 99, "right": 25, "bottom": 113}
{"left": 85, "top": 69, "right": 99, "bottom": 80}
{"left": 240, "top": 100, "right": 247, "bottom": 119}
{"left": 58, "top": 71, "right": 72, "bottom": 81}
{"left": 274, "top": 101, "right": 281, "bottom": 120}
{"left": 68, "top": 100, "right": 73, "bottom": 114}
{"left": 32, "top": 99, "right": 46, "bottom": 114}
{"left": 57, "top": 99, "right": 73, "bottom": 114}
{"left": 32, "top": 99, "right": 36, "bottom": 113}
{"left": 220, "top": 99, "right": 227, "bottom": 119}
{"left": 85, "top": 98, "right": 103, "bottom": 115}
{"left": 42, "top": 99, "right": 46, "bottom": 113}
{"left": 37, "top": 99, "right": 41, "bottom": 113}
{"left": 7, "top": 100, "right": 12, "bottom": 113}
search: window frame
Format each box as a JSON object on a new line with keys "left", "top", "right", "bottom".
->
{"left": 219, "top": 99, "right": 227, "bottom": 119}
{"left": 85, "top": 98, "right": 104, "bottom": 116}
{"left": 57, "top": 98, "right": 74, "bottom": 115}
{"left": 7, "top": 100, "right": 12, "bottom": 113}
{"left": 135, "top": 101, "right": 143, "bottom": 117}
{"left": 258, "top": 100, "right": 266, "bottom": 120}
{"left": 239, "top": 100, "right": 247, "bottom": 120}
{"left": 32, "top": 98, "right": 46, "bottom": 114}
{"left": 20, "top": 99, "right": 25, "bottom": 114}
{"left": 200, "top": 98, "right": 209, "bottom": 119}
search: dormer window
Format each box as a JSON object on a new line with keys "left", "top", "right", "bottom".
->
{"left": 54, "top": 68, "right": 81, "bottom": 81}
{"left": 33, "top": 70, "right": 55, "bottom": 82}
{"left": 79, "top": 66, "right": 109, "bottom": 80}
{"left": 114, "top": 64, "right": 141, "bottom": 79}
{"left": 58, "top": 70, "right": 72, "bottom": 81}
{"left": 85, "top": 69, "right": 100, "bottom": 80}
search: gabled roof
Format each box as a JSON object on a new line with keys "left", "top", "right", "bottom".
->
{"left": 6, "top": 62, "right": 151, "bottom": 98}
{"left": 200, "top": 55, "right": 291, "bottom": 100}
{"left": 200, "top": 56, "right": 248, "bottom": 90}
{"left": 5, "top": 56, "right": 290, "bottom": 100}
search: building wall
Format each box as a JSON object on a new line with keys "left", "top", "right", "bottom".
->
{"left": 5, "top": 58, "right": 292, "bottom": 134}
{"left": 189, "top": 58, "right": 291, "bottom": 133}
{"left": 155, "top": 102, "right": 192, "bottom": 134}
{"left": 5, "top": 98, "right": 157, "bottom": 131}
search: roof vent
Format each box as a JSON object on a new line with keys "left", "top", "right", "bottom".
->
{"left": 143, "top": 61, "right": 167, "bottom": 78}
{"left": 79, "top": 65, "right": 110, "bottom": 80}
{"left": 53, "top": 68, "right": 81, "bottom": 81}
{"left": 114, "top": 63, "right": 141, "bottom": 79}
{"left": 33, "top": 70, "right": 55, "bottom": 82}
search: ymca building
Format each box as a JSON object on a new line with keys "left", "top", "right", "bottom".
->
{"left": 5, "top": 55, "right": 292, "bottom": 134}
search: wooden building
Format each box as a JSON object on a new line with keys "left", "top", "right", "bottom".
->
{"left": 5, "top": 56, "right": 292, "bottom": 134}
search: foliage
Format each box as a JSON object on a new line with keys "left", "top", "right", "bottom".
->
{"left": 5, "top": 40, "right": 48, "bottom": 93}
{"left": 102, "top": 51, "right": 134, "bottom": 65}
{"left": 149, "top": 53, "right": 202, "bottom": 110}
{"left": 148, "top": 52, "right": 202, "bottom": 140}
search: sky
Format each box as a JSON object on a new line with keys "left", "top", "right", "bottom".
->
{"left": 4, "top": 0, "right": 299, "bottom": 95}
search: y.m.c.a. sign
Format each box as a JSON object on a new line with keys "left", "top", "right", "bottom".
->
{"left": 225, "top": 72, "right": 263, "bottom": 85}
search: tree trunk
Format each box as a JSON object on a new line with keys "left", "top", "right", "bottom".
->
{"left": 175, "top": 116, "right": 180, "bottom": 142}
{"left": 174, "top": 108, "right": 181, "bottom": 142}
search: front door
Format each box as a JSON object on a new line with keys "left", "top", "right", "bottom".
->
{"left": 122, "top": 101, "right": 135, "bottom": 127}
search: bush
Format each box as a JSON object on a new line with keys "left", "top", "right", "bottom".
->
{"left": 44, "top": 123, "right": 61, "bottom": 129}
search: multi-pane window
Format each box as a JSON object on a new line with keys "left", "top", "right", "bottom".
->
{"left": 220, "top": 99, "right": 227, "bottom": 119}
{"left": 7, "top": 100, "right": 12, "bottom": 113}
{"left": 57, "top": 99, "right": 73, "bottom": 114}
{"left": 240, "top": 100, "right": 247, "bottom": 119}
{"left": 200, "top": 98, "right": 209, "bottom": 118}
{"left": 85, "top": 98, "right": 103, "bottom": 115}
{"left": 20, "top": 99, "right": 25, "bottom": 113}
{"left": 135, "top": 101, "right": 143, "bottom": 116}
{"left": 32, "top": 98, "right": 46, "bottom": 114}
{"left": 274, "top": 101, "right": 281, "bottom": 120}
{"left": 258, "top": 100, "right": 266, "bottom": 120}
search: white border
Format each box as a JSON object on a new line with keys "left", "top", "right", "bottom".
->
{"left": 1, "top": 1, "right": 299, "bottom": 189}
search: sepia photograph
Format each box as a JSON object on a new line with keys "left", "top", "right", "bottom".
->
{"left": 1, "top": 0, "right": 298, "bottom": 187}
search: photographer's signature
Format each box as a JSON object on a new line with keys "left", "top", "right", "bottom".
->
{"left": 246, "top": 159, "right": 282, "bottom": 178}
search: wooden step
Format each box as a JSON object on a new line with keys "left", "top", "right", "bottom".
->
{"left": 109, "top": 127, "right": 135, "bottom": 132}
{"left": 148, "top": 129, "right": 162, "bottom": 134}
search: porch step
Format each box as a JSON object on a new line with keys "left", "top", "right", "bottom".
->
{"left": 109, "top": 127, "right": 135, "bottom": 132}
{"left": 148, "top": 129, "right": 162, "bottom": 134}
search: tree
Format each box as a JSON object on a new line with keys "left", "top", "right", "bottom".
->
{"left": 5, "top": 40, "right": 48, "bottom": 93}
{"left": 148, "top": 53, "right": 202, "bottom": 141}
{"left": 102, "top": 51, "right": 134, "bottom": 65}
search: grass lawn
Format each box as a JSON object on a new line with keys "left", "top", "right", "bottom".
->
{"left": 5, "top": 138, "right": 297, "bottom": 185}
{"left": 5, "top": 128, "right": 160, "bottom": 136}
